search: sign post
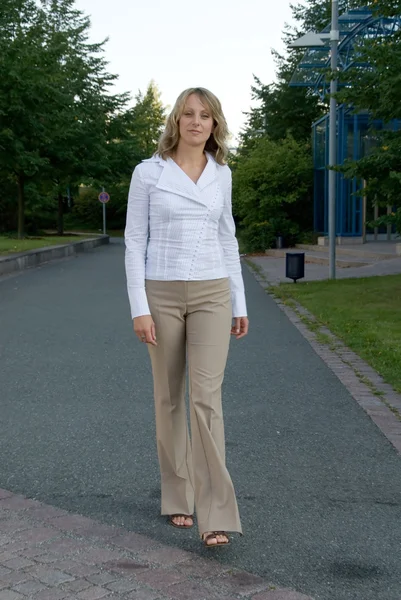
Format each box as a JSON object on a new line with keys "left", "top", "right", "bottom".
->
{"left": 98, "top": 189, "right": 110, "bottom": 234}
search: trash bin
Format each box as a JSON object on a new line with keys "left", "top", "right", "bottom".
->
{"left": 286, "top": 252, "right": 305, "bottom": 283}
{"left": 276, "top": 235, "right": 284, "bottom": 249}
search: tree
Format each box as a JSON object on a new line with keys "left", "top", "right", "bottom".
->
{"left": 129, "top": 82, "right": 166, "bottom": 159}
{"left": 0, "top": 0, "right": 131, "bottom": 237}
{"left": 234, "top": 0, "right": 342, "bottom": 249}
{"left": 34, "top": 0, "right": 131, "bottom": 236}
{"left": 232, "top": 136, "right": 313, "bottom": 251}
{"left": 0, "top": 0, "right": 51, "bottom": 237}
{"left": 66, "top": 82, "right": 166, "bottom": 232}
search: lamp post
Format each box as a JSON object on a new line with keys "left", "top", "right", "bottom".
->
{"left": 289, "top": 0, "right": 339, "bottom": 280}
{"left": 328, "top": 0, "right": 339, "bottom": 280}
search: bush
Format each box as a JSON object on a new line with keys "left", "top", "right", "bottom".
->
{"left": 67, "top": 182, "right": 129, "bottom": 231}
{"left": 241, "top": 221, "right": 276, "bottom": 253}
{"left": 241, "top": 217, "right": 300, "bottom": 253}
{"left": 299, "top": 230, "right": 320, "bottom": 245}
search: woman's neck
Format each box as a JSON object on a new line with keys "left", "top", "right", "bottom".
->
{"left": 173, "top": 142, "right": 206, "bottom": 167}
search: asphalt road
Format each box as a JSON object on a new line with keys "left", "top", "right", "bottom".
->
{"left": 1, "top": 239, "right": 401, "bottom": 600}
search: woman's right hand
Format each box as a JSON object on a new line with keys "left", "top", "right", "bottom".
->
{"left": 133, "top": 315, "right": 157, "bottom": 346}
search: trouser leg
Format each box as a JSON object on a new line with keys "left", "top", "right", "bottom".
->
{"left": 145, "top": 280, "right": 194, "bottom": 516}
{"left": 186, "top": 278, "right": 242, "bottom": 536}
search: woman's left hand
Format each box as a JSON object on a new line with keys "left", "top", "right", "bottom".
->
{"left": 231, "top": 317, "right": 249, "bottom": 340}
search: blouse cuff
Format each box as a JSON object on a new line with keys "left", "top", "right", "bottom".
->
{"left": 231, "top": 290, "right": 247, "bottom": 318}
{"left": 128, "top": 287, "right": 151, "bottom": 319}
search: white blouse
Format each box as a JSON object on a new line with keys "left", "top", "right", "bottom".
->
{"left": 124, "top": 153, "right": 247, "bottom": 319}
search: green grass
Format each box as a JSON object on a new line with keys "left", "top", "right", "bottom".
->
{"left": 272, "top": 275, "right": 401, "bottom": 394}
{"left": 0, "top": 235, "right": 95, "bottom": 255}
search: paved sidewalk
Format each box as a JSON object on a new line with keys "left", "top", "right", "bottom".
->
{"left": 0, "top": 489, "right": 312, "bottom": 600}
{"left": 2, "top": 240, "right": 401, "bottom": 600}
{"left": 243, "top": 259, "right": 401, "bottom": 455}
{"left": 246, "top": 254, "right": 401, "bottom": 284}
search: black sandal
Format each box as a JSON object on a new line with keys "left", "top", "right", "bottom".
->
{"left": 168, "top": 514, "right": 194, "bottom": 529}
{"left": 202, "top": 531, "right": 230, "bottom": 547}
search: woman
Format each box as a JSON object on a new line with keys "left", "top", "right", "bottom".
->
{"left": 124, "top": 87, "right": 249, "bottom": 548}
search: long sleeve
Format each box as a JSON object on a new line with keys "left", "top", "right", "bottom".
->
{"left": 124, "top": 165, "right": 151, "bottom": 319}
{"left": 218, "top": 171, "right": 247, "bottom": 318}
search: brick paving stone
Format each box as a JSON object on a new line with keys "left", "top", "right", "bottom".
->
{"left": 73, "top": 523, "right": 125, "bottom": 541}
{"left": 0, "top": 571, "right": 32, "bottom": 587}
{"left": 0, "top": 520, "right": 32, "bottom": 534}
{"left": 25, "top": 565, "right": 75, "bottom": 585}
{"left": 215, "top": 570, "right": 269, "bottom": 597}
{"left": 103, "top": 559, "right": 150, "bottom": 576}
{"left": 0, "top": 480, "right": 316, "bottom": 600}
{"left": 142, "top": 546, "right": 192, "bottom": 566}
{"left": 0, "top": 591, "right": 25, "bottom": 600}
{"left": 2, "top": 557, "right": 34, "bottom": 570}
{"left": 110, "top": 532, "right": 161, "bottom": 554}
{"left": 40, "top": 538, "right": 87, "bottom": 556}
{"left": 166, "top": 579, "right": 226, "bottom": 600}
{"left": 31, "top": 589, "right": 70, "bottom": 600}
{"left": 0, "top": 492, "right": 13, "bottom": 501}
{"left": 12, "top": 579, "right": 47, "bottom": 595}
{"left": 86, "top": 572, "right": 118, "bottom": 586}
{"left": 76, "top": 586, "right": 111, "bottom": 599}
{"left": 61, "top": 578, "right": 93, "bottom": 593}
{"left": 175, "top": 556, "right": 230, "bottom": 579}
{"left": 13, "top": 527, "right": 58, "bottom": 545}
{"left": 34, "top": 553, "right": 63, "bottom": 564}
{"left": 48, "top": 559, "right": 99, "bottom": 578}
{"left": 124, "top": 591, "right": 161, "bottom": 600}
{"left": 0, "top": 553, "right": 17, "bottom": 564}
{"left": 252, "top": 590, "right": 314, "bottom": 600}
{"left": 75, "top": 547, "right": 124, "bottom": 565}
{"left": 134, "top": 567, "right": 187, "bottom": 590}
{"left": 49, "top": 515, "right": 98, "bottom": 532}
{"left": 105, "top": 578, "right": 139, "bottom": 593}
{"left": 0, "top": 497, "right": 41, "bottom": 511}
{"left": 18, "top": 547, "right": 46, "bottom": 560}
{"left": 0, "top": 569, "right": 11, "bottom": 579}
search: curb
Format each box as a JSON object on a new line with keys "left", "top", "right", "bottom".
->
{"left": 0, "top": 488, "right": 314, "bottom": 600}
{"left": 0, "top": 235, "right": 110, "bottom": 276}
{"left": 244, "top": 258, "right": 401, "bottom": 456}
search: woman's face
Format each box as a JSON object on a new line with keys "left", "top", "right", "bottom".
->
{"left": 178, "top": 94, "right": 214, "bottom": 148}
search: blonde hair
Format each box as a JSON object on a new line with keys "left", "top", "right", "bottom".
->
{"left": 157, "top": 87, "right": 229, "bottom": 165}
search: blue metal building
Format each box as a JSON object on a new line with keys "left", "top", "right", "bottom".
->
{"left": 290, "top": 8, "right": 401, "bottom": 241}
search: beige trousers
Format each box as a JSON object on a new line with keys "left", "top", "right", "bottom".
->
{"left": 145, "top": 278, "right": 242, "bottom": 537}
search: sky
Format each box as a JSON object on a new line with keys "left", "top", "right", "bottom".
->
{"left": 74, "top": 0, "right": 297, "bottom": 143}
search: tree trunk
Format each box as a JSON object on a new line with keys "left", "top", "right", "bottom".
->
{"left": 17, "top": 173, "right": 25, "bottom": 239}
{"left": 57, "top": 192, "right": 64, "bottom": 236}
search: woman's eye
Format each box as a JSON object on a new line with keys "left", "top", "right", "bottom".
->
{"left": 202, "top": 114, "right": 210, "bottom": 119}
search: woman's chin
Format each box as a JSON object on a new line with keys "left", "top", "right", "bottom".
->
{"left": 181, "top": 136, "right": 205, "bottom": 147}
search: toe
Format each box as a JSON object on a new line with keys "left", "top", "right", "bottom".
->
{"left": 171, "top": 515, "right": 192, "bottom": 527}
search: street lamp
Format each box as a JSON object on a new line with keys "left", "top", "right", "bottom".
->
{"left": 289, "top": 0, "right": 339, "bottom": 280}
